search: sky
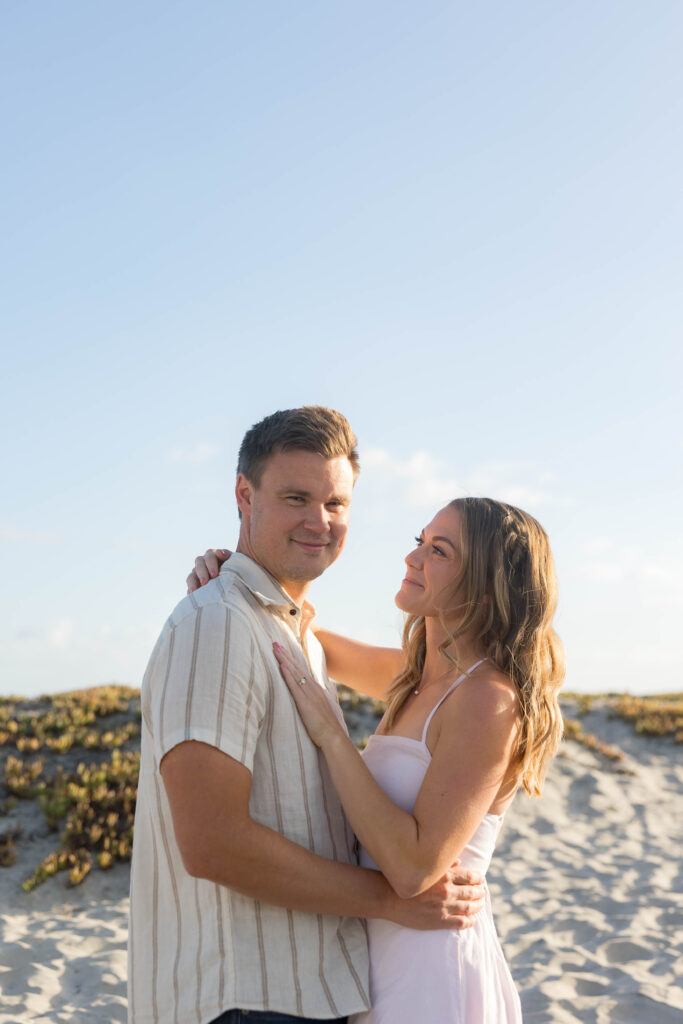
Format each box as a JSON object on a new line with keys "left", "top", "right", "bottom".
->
{"left": 2, "top": 1, "right": 682, "bottom": 698}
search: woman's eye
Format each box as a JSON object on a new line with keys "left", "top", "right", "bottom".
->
{"left": 432, "top": 545, "right": 446, "bottom": 557}
{"left": 414, "top": 536, "right": 423, "bottom": 546}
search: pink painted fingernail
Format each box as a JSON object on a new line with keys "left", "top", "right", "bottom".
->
{"left": 210, "top": 570, "right": 217, "bottom": 578}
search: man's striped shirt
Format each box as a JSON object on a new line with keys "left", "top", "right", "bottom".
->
{"left": 128, "top": 553, "right": 370, "bottom": 1024}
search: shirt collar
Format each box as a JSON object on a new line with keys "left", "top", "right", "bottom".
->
{"left": 220, "top": 552, "right": 300, "bottom": 612}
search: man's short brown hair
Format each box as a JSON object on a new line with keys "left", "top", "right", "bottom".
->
{"left": 237, "top": 406, "right": 360, "bottom": 486}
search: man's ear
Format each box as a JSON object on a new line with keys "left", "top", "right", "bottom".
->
{"left": 235, "top": 473, "right": 255, "bottom": 518}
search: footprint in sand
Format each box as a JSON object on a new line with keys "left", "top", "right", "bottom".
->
{"left": 603, "top": 939, "right": 651, "bottom": 963}
{"left": 598, "top": 995, "right": 683, "bottom": 1023}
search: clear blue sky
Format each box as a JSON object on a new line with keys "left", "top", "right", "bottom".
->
{"left": 2, "top": 1, "right": 681, "bottom": 697}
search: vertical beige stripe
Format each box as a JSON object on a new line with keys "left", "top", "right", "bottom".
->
{"left": 240, "top": 651, "right": 255, "bottom": 764}
{"left": 214, "top": 883, "right": 226, "bottom": 1011}
{"left": 150, "top": 823, "right": 160, "bottom": 1023}
{"left": 172, "top": 605, "right": 199, "bottom": 1017}
{"left": 193, "top": 880, "right": 203, "bottom": 1023}
{"left": 154, "top": 774, "right": 183, "bottom": 1024}
{"left": 319, "top": 763, "right": 341, "bottom": 862}
{"left": 338, "top": 930, "right": 371, "bottom": 1004}
{"left": 286, "top": 910, "right": 304, "bottom": 1016}
{"left": 253, "top": 900, "right": 269, "bottom": 1005}
{"left": 214, "top": 609, "right": 231, "bottom": 747}
{"left": 159, "top": 626, "right": 176, "bottom": 754}
{"left": 261, "top": 648, "right": 284, "bottom": 830}
{"left": 128, "top": 868, "right": 136, "bottom": 1020}
{"left": 141, "top": 682, "right": 153, "bottom": 735}
{"left": 184, "top": 607, "right": 203, "bottom": 739}
{"left": 287, "top": 699, "right": 315, "bottom": 849}
{"left": 317, "top": 915, "right": 341, "bottom": 1017}
{"left": 214, "top": 607, "right": 229, "bottom": 1013}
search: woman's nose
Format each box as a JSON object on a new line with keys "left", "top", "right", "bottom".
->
{"left": 405, "top": 546, "right": 421, "bottom": 568}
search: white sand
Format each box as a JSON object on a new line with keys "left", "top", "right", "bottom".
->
{"left": 1, "top": 700, "right": 682, "bottom": 1023}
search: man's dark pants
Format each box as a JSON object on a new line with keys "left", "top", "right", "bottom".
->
{"left": 210, "top": 1010, "right": 348, "bottom": 1024}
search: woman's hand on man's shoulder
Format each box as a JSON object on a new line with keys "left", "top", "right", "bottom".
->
{"left": 186, "top": 549, "right": 232, "bottom": 593}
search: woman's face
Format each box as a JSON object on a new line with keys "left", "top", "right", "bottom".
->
{"left": 395, "top": 505, "right": 465, "bottom": 620}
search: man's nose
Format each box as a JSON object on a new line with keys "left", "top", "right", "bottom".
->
{"left": 303, "top": 505, "right": 330, "bottom": 533}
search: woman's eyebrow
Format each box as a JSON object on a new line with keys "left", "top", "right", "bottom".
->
{"left": 429, "top": 534, "right": 458, "bottom": 551}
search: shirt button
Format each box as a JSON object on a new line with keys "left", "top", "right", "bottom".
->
{"left": 289, "top": 608, "right": 297, "bottom": 616}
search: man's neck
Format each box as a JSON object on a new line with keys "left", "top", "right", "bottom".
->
{"left": 275, "top": 575, "right": 310, "bottom": 606}
{"left": 234, "top": 543, "right": 311, "bottom": 607}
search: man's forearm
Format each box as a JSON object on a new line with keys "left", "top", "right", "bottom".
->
{"left": 189, "top": 813, "right": 396, "bottom": 919}
{"left": 161, "top": 740, "right": 482, "bottom": 930}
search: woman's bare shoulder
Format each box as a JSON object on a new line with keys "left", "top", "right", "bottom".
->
{"left": 449, "top": 664, "right": 522, "bottom": 728}
{"left": 428, "top": 664, "right": 522, "bottom": 765}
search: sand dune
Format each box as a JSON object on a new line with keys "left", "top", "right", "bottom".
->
{"left": 1, "top": 697, "right": 682, "bottom": 1023}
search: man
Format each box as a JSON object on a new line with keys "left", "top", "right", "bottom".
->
{"left": 129, "top": 406, "right": 483, "bottom": 1024}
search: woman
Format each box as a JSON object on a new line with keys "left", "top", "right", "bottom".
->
{"left": 189, "top": 498, "right": 565, "bottom": 1023}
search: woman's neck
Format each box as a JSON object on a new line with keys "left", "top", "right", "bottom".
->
{"left": 420, "top": 616, "right": 485, "bottom": 687}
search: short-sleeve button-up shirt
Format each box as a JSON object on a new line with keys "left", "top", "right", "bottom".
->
{"left": 128, "top": 553, "right": 370, "bottom": 1024}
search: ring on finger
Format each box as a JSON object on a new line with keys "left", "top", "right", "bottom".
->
{"left": 298, "top": 677, "right": 307, "bottom": 686}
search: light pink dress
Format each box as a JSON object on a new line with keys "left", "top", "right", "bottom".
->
{"left": 351, "top": 665, "right": 523, "bottom": 1024}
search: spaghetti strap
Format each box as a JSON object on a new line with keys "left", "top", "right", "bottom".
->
{"left": 420, "top": 658, "right": 488, "bottom": 745}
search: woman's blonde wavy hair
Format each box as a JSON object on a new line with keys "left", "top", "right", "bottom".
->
{"left": 383, "top": 497, "right": 565, "bottom": 797}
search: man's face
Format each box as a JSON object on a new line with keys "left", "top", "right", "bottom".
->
{"left": 235, "top": 449, "right": 355, "bottom": 600}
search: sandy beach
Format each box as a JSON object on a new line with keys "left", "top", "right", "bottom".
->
{"left": 1, "top": 693, "right": 682, "bottom": 1024}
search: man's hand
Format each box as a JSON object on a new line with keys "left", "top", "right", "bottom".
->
{"left": 186, "top": 548, "right": 232, "bottom": 593}
{"left": 387, "top": 863, "right": 486, "bottom": 931}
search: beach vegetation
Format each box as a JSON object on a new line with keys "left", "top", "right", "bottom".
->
{"left": 561, "top": 717, "right": 632, "bottom": 771}
{"left": 0, "top": 823, "right": 21, "bottom": 867}
{"left": 21, "top": 749, "right": 139, "bottom": 891}
{"left": 0, "top": 686, "right": 140, "bottom": 754}
{"left": 611, "top": 694, "right": 683, "bottom": 741}
{"left": 1, "top": 684, "right": 682, "bottom": 890}
{"left": 0, "top": 686, "right": 140, "bottom": 890}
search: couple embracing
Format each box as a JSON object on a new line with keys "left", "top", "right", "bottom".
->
{"left": 128, "top": 406, "right": 564, "bottom": 1024}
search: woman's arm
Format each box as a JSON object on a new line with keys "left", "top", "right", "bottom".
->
{"left": 314, "top": 628, "right": 404, "bottom": 700}
{"left": 274, "top": 643, "right": 520, "bottom": 899}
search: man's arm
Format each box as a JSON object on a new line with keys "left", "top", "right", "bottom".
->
{"left": 160, "top": 740, "right": 485, "bottom": 929}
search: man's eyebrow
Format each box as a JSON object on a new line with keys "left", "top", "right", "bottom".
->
{"left": 277, "top": 487, "right": 350, "bottom": 502}
{"left": 278, "top": 487, "right": 311, "bottom": 497}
